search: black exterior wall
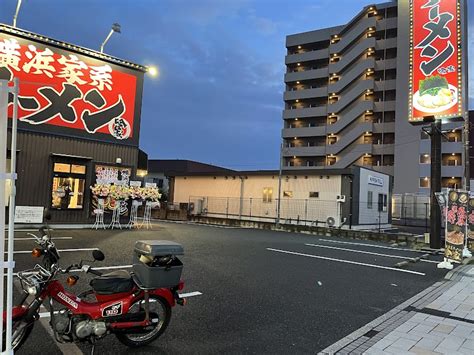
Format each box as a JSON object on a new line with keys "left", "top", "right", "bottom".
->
{"left": 7, "top": 130, "right": 139, "bottom": 224}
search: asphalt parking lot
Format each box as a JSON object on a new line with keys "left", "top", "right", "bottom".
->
{"left": 5, "top": 221, "right": 450, "bottom": 354}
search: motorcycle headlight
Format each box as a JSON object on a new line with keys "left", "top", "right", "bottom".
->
{"left": 26, "top": 285, "right": 37, "bottom": 295}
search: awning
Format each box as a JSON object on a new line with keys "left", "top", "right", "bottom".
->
{"left": 51, "top": 153, "right": 93, "bottom": 160}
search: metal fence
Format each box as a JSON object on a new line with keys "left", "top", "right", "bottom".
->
{"left": 392, "top": 194, "right": 431, "bottom": 227}
{"left": 188, "top": 196, "right": 340, "bottom": 226}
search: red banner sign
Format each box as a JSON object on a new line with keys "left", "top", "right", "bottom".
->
{"left": 0, "top": 32, "right": 140, "bottom": 142}
{"left": 409, "top": 0, "right": 463, "bottom": 122}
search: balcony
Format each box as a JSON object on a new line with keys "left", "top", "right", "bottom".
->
{"left": 284, "top": 67, "right": 328, "bottom": 83}
{"left": 283, "top": 106, "right": 327, "bottom": 119}
{"left": 441, "top": 166, "right": 464, "bottom": 177}
{"left": 284, "top": 87, "right": 328, "bottom": 101}
{"left": 375, "top": 58, "right": 396, "bottom": 70}
{"left": 375, "top": 37, "right": 397, "bottom": 50}
{"left": 419, "top": 141, "right": 463, "bottom": 154}
{"left": 374, "top": 100, "right": 395, "bottom": 111}
{"left": 285, "top": 48, "right": 329, "bottom": 65}
{"left": 374, "top": 79, "right": 396, "bottom": 91}
{"left": 282, "top": 126, "right": 326, "bottom": 138}
{"left": 371, "top": 165, "right": 394, "bottom": 176}
{"left": 282, "top": 146, "right": 326, "bottom": 157}
{"left": 372, "top": 143, "right": 394, "bottom": 155}
{"left": 420, "top": 165, "right": 464, "bottom": 178}
{"left": 373, "top": 122, "right": 395, "bottom": 133}
{"left": 376, "top": 17, "right": 397, "bottom": 31}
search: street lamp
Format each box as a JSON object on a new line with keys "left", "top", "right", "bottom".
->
{"left": 147, "top": 65, "right": 159, "bottom": 77}
{"left": 100, "top": 23, "right": 121, "bottom": 53}
{"left": 12, "top": 0, "right": 22, "bottom": 27}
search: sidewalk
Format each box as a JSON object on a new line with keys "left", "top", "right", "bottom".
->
{"left": 320, "top": 264, "right": 474, "bottom": 354}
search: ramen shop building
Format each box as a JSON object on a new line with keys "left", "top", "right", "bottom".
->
{"left": 2, "top": 24, "right": 148, "bottom": 224}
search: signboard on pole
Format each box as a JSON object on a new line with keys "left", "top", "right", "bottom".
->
{"left": 445, "top": 190, "right": 467, "bottom": 263}
{"left": 408, "top": 0, "right": 464, "bottom": 123}
{"left": 468, "top": 196, "right": 474, "bottom": 253}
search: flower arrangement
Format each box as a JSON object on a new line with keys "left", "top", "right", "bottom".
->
{"left": 90, "top": 183, "right": 111, "bottom": 198}
{"left": 142, "top": 186, "right": 161, "bottom": 202}
{"left": 129, "top": 186, "right": 143, "bottom": 200}
{"left": 109, "top": 185, "right": 130, "bottom": 201}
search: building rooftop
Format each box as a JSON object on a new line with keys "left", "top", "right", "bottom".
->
{"left": 0, "top": 23, "right": 147, "bottom": 72}
{"left": 148, "top": 159, "right": 236, "bottom": 176}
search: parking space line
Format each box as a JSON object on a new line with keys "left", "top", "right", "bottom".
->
{"left": 305, "top": 243, "right": 439, "bottom": 264}
{"left": 318, "top": 238, "right": 422, "bottom": 253}
{"left": 8, "top": 247, "right": 98, "bottom": 254}
{"left": 179, "top": 291, "right": 203, "bottom": 298}
{"left": 266, "top": 247, "right": 426, "bottom": 276}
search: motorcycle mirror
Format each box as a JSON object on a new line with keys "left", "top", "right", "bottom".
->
{"left": 92, "top": 250, "right": 105, "bottom": 262}
{"left": 39, "top": 227, "right": 47, "bottom": 236}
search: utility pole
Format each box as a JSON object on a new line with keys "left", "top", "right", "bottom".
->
{"left": 464, "top": 112, "right": 470, "bottom": 192}
{"left": 276, "top": 143, "right": 283, "bottom": 227}
{"left": 429, "top": 118, "right": 442, "bottom": 249}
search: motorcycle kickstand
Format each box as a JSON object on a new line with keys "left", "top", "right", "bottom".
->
{"left": 90, "top": 343, "right": 95, "bottom": 355}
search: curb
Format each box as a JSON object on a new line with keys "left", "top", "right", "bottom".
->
{"left": 445, "top": 263, "right": 474, "bottom": 281}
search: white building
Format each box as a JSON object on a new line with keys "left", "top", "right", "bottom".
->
{"left": 170, "top": 165, "right": 392, "bottom": 229}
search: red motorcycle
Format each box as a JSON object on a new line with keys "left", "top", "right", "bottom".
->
{"left": 2, "top": 226, "right": 185, "bottom": 351}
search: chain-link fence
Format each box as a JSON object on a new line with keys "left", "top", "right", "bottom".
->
{"left": 188, "top": 196, "right": 340, "bottom": 226}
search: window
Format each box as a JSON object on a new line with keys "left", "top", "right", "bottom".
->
{"left": 283, "top": 191, "right": 293, "bottom": 198}
{"left": 51, "top": 162, "right": 87, "bottom": 210}
{"left": 263, "top": 187, "right": 273, "bottom": 203}
{"left": 420, "top": 154, "right": 430, "bottom": 164}
{"left": 378, "top": 193, "right": 388, "bottom": 212}
{"left": 309, "top": 192, "right": 319, "bottom": 198}
{"left": 54, "top": 163, "right": 71, "bottom": 173}
{"left": 367, "top": 191, "right": 373, "bottom": 209}
{"left": 420, "top": 178, "right": 430, "bottom": 188}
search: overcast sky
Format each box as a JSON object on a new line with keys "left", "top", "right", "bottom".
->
{"left": 0, "top": 0, "right": 473, "bottom": 170}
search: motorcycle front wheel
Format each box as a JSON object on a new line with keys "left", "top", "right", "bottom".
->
{"left": 115, "top": 295, "right": 171, "bottom": 348}
{"left": 2, "top": 317, "right": 35, "bottom": 352}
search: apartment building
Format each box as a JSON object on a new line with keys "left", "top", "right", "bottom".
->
{"left": 282, "top": 1, "right": 469, "bottom": 194}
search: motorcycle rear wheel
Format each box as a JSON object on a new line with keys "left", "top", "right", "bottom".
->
{"left": 2, "top": 317, "right": 35, "bottom": 352}
{"left": 115, "top": 295, "right": 171, "bottom": 348}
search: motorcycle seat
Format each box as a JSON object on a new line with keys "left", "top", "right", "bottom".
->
{"left": 90, "top": 270, "right": 134, "bottom": 295}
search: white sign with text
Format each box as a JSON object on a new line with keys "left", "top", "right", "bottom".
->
{"left": 368, "top": 175, "right": 384, "bottom": 187}
{"left": 15, "top": 206, "right": 44, "bottom": 223}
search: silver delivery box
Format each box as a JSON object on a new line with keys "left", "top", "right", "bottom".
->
{"left": 133, "top": 240, "right": 184, "bottom": 288}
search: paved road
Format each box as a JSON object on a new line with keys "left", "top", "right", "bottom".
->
{"left": 5, "top": 222, "right": 450, "bottom": 354}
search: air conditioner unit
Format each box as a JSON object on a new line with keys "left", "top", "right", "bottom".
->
{"left": 191, "top": 199, "right": 203, "bottom": 215}
{"left": 336, "top": 195, "right": 346, "bottom": 203}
